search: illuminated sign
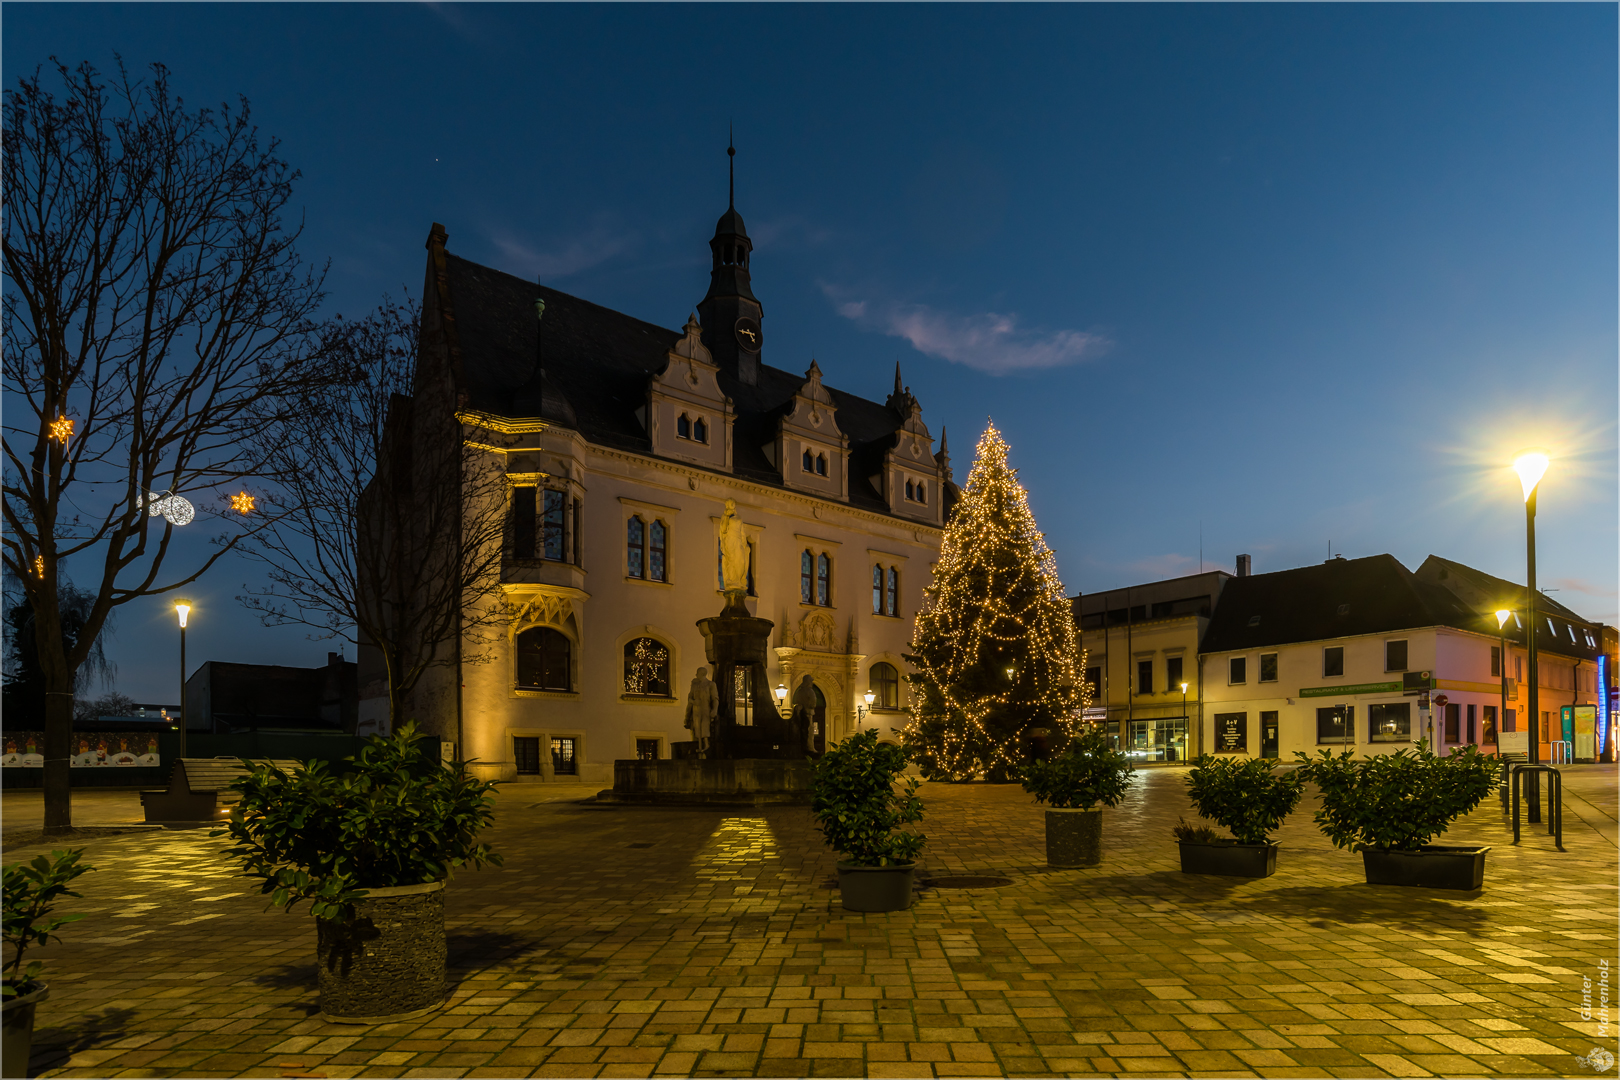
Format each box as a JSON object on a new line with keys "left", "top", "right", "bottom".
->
{"left": 1599, "top": 654, "right": 1610, "bottom": 756}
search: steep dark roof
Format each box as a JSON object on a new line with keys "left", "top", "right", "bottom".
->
{"left": 441, "top": 251, "right": 943, "bottom": 519}
{"left": 1200, "top": 554, "right": 1484, "bottom": 654}
{"left": 1416, "top": 554, "right": 1601, "bottom": 658}
{"left": 1418, "top": 554, "right": 1592, "bottom": 623}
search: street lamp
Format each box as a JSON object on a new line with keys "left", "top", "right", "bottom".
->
{"left": 174, "top": 599, "right": 191, "bottom": 758}
{"left": 1514, "top": 450, "right": 1549, "bottom": 822}
{"left": 858, "top": 689, "right": 876, "bottom": 723}
{"left": 1180, "top": 681, "right": 1189, "bottom": 754}
{"left": 774, "top": 683, "right": 788, "bottom": 716}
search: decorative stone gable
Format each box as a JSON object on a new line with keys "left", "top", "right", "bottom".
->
{"left": 775, "top": 360, "right": 850, "bottom": 501}
{"left": 646, "top": 314, "right": 733, "bottom": 470}
{"left": 875, "top": 369, "right": 944, "bottom": 525}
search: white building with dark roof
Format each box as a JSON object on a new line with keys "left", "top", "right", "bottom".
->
{"left": 361, "top": 180, "right": 953, "bottom": 786}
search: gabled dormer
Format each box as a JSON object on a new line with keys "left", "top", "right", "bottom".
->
{"left": 873, "top": 365, "right": 944, "bottom": 525}
{"left": 775, "top": 360, "right": 848, "bottom": 501}
{"left": 645, "top": 314, "right": 733, "bottom": 471}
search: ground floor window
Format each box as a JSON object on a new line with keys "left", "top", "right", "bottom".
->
{"left": 1126, "top": 717, "right": 1187, "bottom": 762}
{"left": 551, "top": 736, "right": 577, "bottom": 775}
{"left": 1214, "top": 712, "right": 1247, "bottom": 753}
{"left": 514, "top": 736, "right": 540, "bottom": 775}
{"left": 1368, "top": 702, "right": 1411, "bottom": 743}
{"left": 635, "top": 738, "right": 660, "bottom": 761}
{"left": 1317, "top": 706, "right": 1354, "bottom": 744}
{"left": 1482, "top": 705, "right": 1497, "bottom": 743}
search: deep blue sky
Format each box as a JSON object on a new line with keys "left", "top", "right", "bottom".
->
{"left": 6, "top": 3, "right": 1616, "bottom": 704}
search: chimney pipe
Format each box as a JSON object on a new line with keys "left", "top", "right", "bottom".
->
{"left": 1236, "top": 554, "right": 1251, "bottom": 578}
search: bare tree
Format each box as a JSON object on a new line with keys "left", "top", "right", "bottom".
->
{"left": 2, "top": 59, "right": 326, "bottom": 831}
{"left": 236, "top": 297, "right": 512, "bottom": 734}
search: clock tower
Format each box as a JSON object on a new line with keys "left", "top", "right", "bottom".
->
{"left": 697, "top": 142, "right": 764, "bottom": 385}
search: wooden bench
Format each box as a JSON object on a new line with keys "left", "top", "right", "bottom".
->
{"left": 140, "top": 757, "right": 304, "bottom": 823}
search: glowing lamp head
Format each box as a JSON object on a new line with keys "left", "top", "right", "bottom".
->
{"left": 774, "top": 684, "right": 787, "bottom": 704}
{"left": 1180, "top": 682, "right": 1189, "bottom": 693}
{"left": 174, "top": 599, "right": 191, "bottom": 628}
{"left": 1513, "top": 451, "right": 1549, "bottom": 502}
{"left": 864, "top": 690, "right": 876, "bottom": 707}
{"left": 1495, "top": 609, "right": 1513, "bottom": 629}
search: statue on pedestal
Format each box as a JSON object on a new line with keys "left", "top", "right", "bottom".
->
{"left": 684, "top": 667, "right": 719, "bottom": 757}
{"left": 718, "top": 499, "right": 749, "bottom": 611}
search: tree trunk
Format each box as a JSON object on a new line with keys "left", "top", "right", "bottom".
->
{"left": 42, "top": 675, "right": 73, "bottom": 832}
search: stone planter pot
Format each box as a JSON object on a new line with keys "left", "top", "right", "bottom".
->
{"left": 1361, "top": 845, "right": 1489, "bottom": 890}
{"left": 1, "top": 982, "right": 47, "bottom": 1079}
{"left": 836, "top": 863, "right": 915, "bottom": 912}
{"left": 317, "top": 880, "right": 447, "bottom": 1023}
{"left": 1045, "top": 807, "right": 1102, "bottom": 867}
{"left": 1178, "top": 839, "right": 1278, "bottom": 878}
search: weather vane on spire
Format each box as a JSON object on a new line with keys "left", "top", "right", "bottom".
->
{"left": 728, "top": 125, "right": 736, "bottom": 209}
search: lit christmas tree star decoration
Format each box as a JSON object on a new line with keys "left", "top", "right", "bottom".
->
{"left": 903, "top": 421, "right": 1092, "bottom": 782}
{"left": 49, "top": 414, "right": 73, "bottom": 444}
{"left": 231, "top": 491, "right": 256, "bottom": 514}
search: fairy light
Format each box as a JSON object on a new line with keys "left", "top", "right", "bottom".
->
{"left": 49, "top": 415, "right": 73, "bottom": 444}
{"left": 623, "top": 637, "right": 669, "bottom": 696}
{"left": 34, "top": 555, "right": 44, "bottom": 579}
{"left": 231, "top": 491, "right": 256, "bottom": 514}
{"left": 903, "top": 421, "right": 1092, "bottom": 779}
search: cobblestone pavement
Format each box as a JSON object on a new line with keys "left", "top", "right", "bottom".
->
{"left": 7, "top": 764, "right": 1617, "bottom": 1079}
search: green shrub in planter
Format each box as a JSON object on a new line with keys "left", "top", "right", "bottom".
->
{"left": 812, "top": 729, "right": 925, "bottom": 867}
{"left": 1183, "top": 755, "right": 1305, "bottom": 845}
{"left": 3, "top": 849, "right": 91, "bottom": 998}
{"left": 1020, "top": 728, "right": 1134, "bottom": 809}
{"left": 1294, "top": 743, "right": 1499, "bottom": 851}
{"left": 1171, "top": 818, "right": 1220, "bottom": 844}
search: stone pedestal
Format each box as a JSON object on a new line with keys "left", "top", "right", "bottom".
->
{"left": 697, "top": 599, "right": 806, "bottom": 760}
{"left": 598, "top": 758, "right": 813, "bottom": 806}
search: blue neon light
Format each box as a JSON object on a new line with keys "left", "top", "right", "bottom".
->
{"left": 1599, "top": 654, "right": 1610, "bottom": 755}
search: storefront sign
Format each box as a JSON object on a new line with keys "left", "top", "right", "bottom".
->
{"left": 1573, "top": 705, "right": 1597, "bottom": 761}
{"left": 1299, "top": 681, "right": 1401, "bottom": 698}
{"left": 1214, "top": 713, "right": 1247, "bottom": 753}
{"left": 1, "top": 731, "right": 161, "bottom": 768}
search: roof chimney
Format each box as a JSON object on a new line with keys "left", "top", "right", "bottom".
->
{"left": 1236, "top": 554, "right": 1251, "bottom": 578}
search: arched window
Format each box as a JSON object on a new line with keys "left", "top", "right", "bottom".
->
{"left": 802, "top": 449, "right": 814, "bottom": 472}
{"left": 886, "top": 567, "right": 899, "bottom": 617}
{"left": 623, "top": 637, "right": 671, "bottom": 697}
{"left": 905, "top": 480, "right": 915, "bottom": 501}
{"left": 817, "top": 553, "right": 831, "bottom": 606}
{"left": 517, "top": 628, "right": 571, "bottom": 691}
{"left": 693, "top": 417, "right": 708, "bottom": 443}
{"left": 677, "top": 414, "right": 691, "bottom": 440}
{"left": 649, "top": 520, "right": 666, "bottom": 582}
{"left": 872, "top": 564, "right": 884, "bottom": 614}
{"left": 801, "top": 549, "right": 813, "bottom": 604}
{"left": 627, "top": 517, "right": 645, "bottom": 578}
{"left": 916, "top": 481, "right": 926, "bottom": 504}
{"left": 816, "top": 454, "right": 828, "bottom": 477}
{"left": 870, "top": 662, "right": 900, "bottom": 710}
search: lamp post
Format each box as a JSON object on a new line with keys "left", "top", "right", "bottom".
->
{"left": 1180, "top": 682, "right": 1189, "bottom": 755}
{"left": 774, "top": 683, "right": 788, "bottom": 717}
{"left": 174, "top": 599, "right": 191, "bottom": 758}
{"left": 1514, "top": 451, "right": 1549, "bottom": 823}
{"left": 1495, "top": 609, "right": 1512, "bottom": 751}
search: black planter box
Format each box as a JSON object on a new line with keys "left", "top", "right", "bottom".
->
{"left": 1178, "top": 839, "right": 1277, "bottom": 878}
{"left": 1361, "top": 845, "right": 1489, "bottom": 890}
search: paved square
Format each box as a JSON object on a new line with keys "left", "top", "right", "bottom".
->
{"left": 6, "top": 765, "right": 1616, "bottom": 1078}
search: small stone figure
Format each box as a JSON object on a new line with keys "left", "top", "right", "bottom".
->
{"left": 791, "top": 674, "right": 820, "bottom": 755}
{"left": 685, "top": 666, "right": 719, "bottom": 758}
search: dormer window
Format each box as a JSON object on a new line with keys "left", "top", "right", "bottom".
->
{"left": 802, "top": 449, "right": 814, "bottom": 472}
{"left": 677, "top": 414, "right": 691, "bottom": 439}
{"left": 693, "top": 417, "right": 708, "bottom": 443}
{"left": 816, "top": 453, "right": 827, "bottom": 477}
{"left": 904, "top": 479, "right": 927, "bottom": 503}
{"left": 905, "top": 480, "right": 914, "bottom": 500}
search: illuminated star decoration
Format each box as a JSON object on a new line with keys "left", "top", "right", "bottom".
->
{"left": 49, "top": 415, "right": 73, "bottom": 444}
{"left": 231, "top": 491, "right": 256, "bottom": 515}
{"left": 902, "top": 421, "right": 1092, "bottom": 780}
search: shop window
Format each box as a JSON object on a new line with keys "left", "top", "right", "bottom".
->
{"left": 550, "top": 736, "right": 577, "bottom": 775}
{"left": 870, "top": 662, "right": 900, "bottom": 710}
{"left": 1229, "top": 656, "right": 1247, "bottom": 685}
{"left": 816, "top": 553, "right": 831, "bottom": 606}
{"left": 1482, "top": 705, "right": 1497, "bottom": 743}
{"left": 1385, "top": 640, "right": 1408, "bottom": 672}
{"left": 1323, "top": 646, "right": 1344, "bottom": 678}
{"left": 542, "top": 490, "right": 566, "bottom": 560}
{"left": 1214, "top": 712, "right": 1247, "bottom": 753}
{"left": 1368, "top": 702, "right": 1411, "bottom": 743}
{"left": 1316, "top": 705, "right": 1353, "bottom": 744}
{"left": 1137, "top": 660, "right": 1153, "bottom": 695}
{"left": 516, "top": 627, "right": 571, "bottom": 691}
{"left": 636, "top": 738, "right": 661, "bottom": 761}
{"left": 623, "top": 637, "right": 671, "bottom": 697}
{"left": 514, "top": 736, "right": 540, "bottom": 775}
{"left": 513, "top": 487, "right": 536, "bottom": 559}
{"left": 1259, "top": 653, "right": 1278, "bottom": 683}
{"left": 1126, "top": 717, "right": 1188, "bottom": 762}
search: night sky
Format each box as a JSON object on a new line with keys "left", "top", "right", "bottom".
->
{"left": 5, "top": 4, "right": 1615, "bottom": 704}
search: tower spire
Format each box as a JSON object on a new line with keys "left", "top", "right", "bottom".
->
{"left": 894, "top": 361, "right": 903, "bottom": 397}
{"left": 728, "top": 126, "right": 735, "bottom": 210}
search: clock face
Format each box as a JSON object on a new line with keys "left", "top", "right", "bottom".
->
{"left": 734, "top": 317, "right": 763, "bottom": 352}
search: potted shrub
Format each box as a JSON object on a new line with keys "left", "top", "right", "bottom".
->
{"left": 1021, "top": 728, "right": 1133, "bottom": 867}
{"left": 218, "top": 722, "right": 502, "bottom": 1022}
{"left": 1178, "top": 755, "right": 1305, "bottom": 878}
{"left": 1295, "top": 743, "right": 1499, "bottom": 889}
{"left": 812, "top": 729, "right": 925, "bottom": 912}
{"left": 3, "top": 849, "right": 91, "bottom": 1077}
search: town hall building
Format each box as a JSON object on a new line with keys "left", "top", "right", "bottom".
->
{"left": 360, "top": 169, "right": 954, "bottom": 786}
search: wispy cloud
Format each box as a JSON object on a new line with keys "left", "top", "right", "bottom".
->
{"left": 822, "top": 284, "right": 1109, "bottom": 375}
{"left": 489, "top": 221, "right": 637, "bottom": 281}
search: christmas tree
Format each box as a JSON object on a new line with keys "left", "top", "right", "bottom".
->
{"left": 903, "top": 422, "right": 1091, "bottom": 781}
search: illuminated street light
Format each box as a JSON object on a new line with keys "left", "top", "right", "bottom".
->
{"left": 174, "top": 599, "right": 191, "bottom": 757}
{"left": 1512, "top": 450, "right": 1549, "bottom": 823}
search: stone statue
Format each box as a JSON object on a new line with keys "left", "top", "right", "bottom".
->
{"left": 718, "top": 499, "right": 749, "bottom": 600}
{"left": 685, "top": 667, "right": 719, "bottom": 757}
{"left": 791, "top": 674, "right": 820, "bottom": 754}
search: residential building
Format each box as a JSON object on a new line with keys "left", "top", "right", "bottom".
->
{"left": 1074, "top": 566, "right": 1235, "bottom": 762}
{"left": 1199, "top": 554, "right": 1604, "bottom": 761}
{"left": 361, "top": 178, "right": 952, "bottom": 785}
{"left": 185, "top": 653, "right": 358, "bottom": 735}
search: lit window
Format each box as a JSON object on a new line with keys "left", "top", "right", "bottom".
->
{"left": 550, "top": 736, "right": 577, "bottom": 775}
{"left": 623, "top": 637, "right": 671, "bottom": 696}
{"left": 870, "top": 662, "right": 900, "bottom": 710}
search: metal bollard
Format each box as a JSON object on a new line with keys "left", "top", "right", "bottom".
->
{"left": 1511, "top": 764, "right": 1563, "bottom": 851}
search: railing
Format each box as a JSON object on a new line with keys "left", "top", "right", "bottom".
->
{"left": 1549, "top": 740, "right": 1573, "bottom": 765}
{"left": 1509, "top": 763, "right": 1563, "bottom": 850}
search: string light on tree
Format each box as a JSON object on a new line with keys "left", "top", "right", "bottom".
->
{"left": 902, "top": 421, "right": 1092, "bottom": 782}
{"left": 34, "top": 555, "right": 45, "bottom": 579}
{"left": 49, "top": 415, "right": 73, "bottom": 445}
{"left": 231, "top": 491, "right": 256, "bottom": 515}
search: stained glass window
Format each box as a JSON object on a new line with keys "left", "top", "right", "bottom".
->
{"left": 817, "top": 553, "right": 831, "bottom": 606}
{"left": 801, "top": 550, "right": 813, "bottom": 604}
{"left": 649, "top": 520, "right": 666, "bottom": 582}
{"left": 627, "top": 516, "right": 645, "bottom": 578}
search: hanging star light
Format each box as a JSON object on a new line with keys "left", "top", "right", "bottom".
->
{"left": 231, "top": 491, "right": 256, "bottom": 515}
{"left": 49, "top": 415, "right": 73, "bottom": 444}
{"left": 901, "top": 421, "right": 1092, "bottom": 781}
